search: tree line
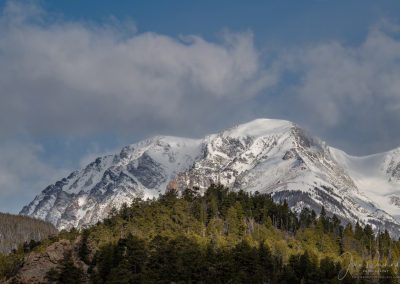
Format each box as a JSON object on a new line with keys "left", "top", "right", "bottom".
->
{"left": 3, "top": 184, "right": 400, "bottom": 283}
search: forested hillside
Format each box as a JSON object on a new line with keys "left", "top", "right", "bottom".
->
{"left": 2, "top": 184, "right": 400, "bottom": 283}
{"left": 0, "top": 213, "right": 57, "bottom": 254}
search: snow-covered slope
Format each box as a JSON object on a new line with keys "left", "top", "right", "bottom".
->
{"left": 331, "top": 148, "right": 400, "bottom": 220}
{"left": 20, "top": 119, "right": 400, "bottom": 235}
{"left": 20, "top": 136, "right": 203, "bottom": 229}
{"left": 171, "top": 119, "right": 400, "bottom": 234}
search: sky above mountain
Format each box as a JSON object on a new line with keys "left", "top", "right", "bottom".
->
{"left": 0, "top": 0, "right": 400, "bottom": 213}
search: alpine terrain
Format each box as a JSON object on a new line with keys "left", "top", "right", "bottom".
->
{"left": 20, "top": 119, "right": 400, "bottom": 235}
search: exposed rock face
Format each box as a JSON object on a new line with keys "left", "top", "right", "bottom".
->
{"left": 7, "top": 239, "right": 87, "bottom": 284}
{"left": 20, "top": 118, "right": 400, "bottom": 236}
{"left": 385, "top": 148, "right": 400, "bottom": 182}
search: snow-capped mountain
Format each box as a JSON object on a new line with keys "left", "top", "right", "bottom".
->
{"left": 20, "top": 136, "right": 204, "bottom": 230}
{"left": 20, "top": 119, "right": 400, "bottom": 235}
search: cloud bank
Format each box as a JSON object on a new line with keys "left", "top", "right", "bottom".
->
{"left": 274, "top": 21, "right": 400, "bottom": 153}
{"left": 2, "top": 2, "right": 399, "bottom": 151}
{"left": 0, "top": 1, "right": 276, "bottom": 138}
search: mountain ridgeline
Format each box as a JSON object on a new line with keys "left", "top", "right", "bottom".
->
{"left": 2, "top": 185, "right": 400, "bottom": 283}
{"left": 20, "top": 119, "right": 400, "bottom": 237}
{"left": 0, "top": 213, "right": 57, "bottom": 254}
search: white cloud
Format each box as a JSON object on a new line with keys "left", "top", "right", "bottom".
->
{"left": 271, "top": 21, "right": 400, "bottom": 153}
{"left": 0, "top": 1, "right": 277, "bottom": 138}
{"left": 1, "top": 2, "right": 399, "bottom": 151}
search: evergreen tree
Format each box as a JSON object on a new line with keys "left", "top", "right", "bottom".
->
{"left": 6, "top": 184, "right": 400, "bottom": 284}
{"left": 46, "top": 251, "right": 84, "bottom": 284}
{"left": 78, "top": 229, "right": 90, "bottom": 264}
{"left": 354, "top": 222, "right": 364, "bottom": 240}
{"left": 256, "top": 242, "right": 274, "bottom": 283}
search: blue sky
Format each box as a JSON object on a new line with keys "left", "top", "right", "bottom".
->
{"left": 0, "top": 0, "right": 400, "bottom": 213}
{"left": 39, "top": 1, "right": 394, "bottom": 41}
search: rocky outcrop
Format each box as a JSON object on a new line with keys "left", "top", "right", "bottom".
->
{"left": 7, "top": 238, "right": 87, "bottom": 284}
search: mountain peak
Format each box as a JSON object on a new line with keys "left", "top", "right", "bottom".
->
{"left": 222, "top": 118, "right": 294, "bottom": 138}
{"left": 20, "top": 119, "right": 400, "bottom": 236}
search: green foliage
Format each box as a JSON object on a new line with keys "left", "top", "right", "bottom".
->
{"left": 78, "top": 229, "right": 90, "bottom": 264}
{"left": 0, "top": 253, "right": 23, "bottom": 280}
{"left": 91, "top": 236, "right": 350, "bottom": 284}
{"left": 4, "top": 184, "right": 400, "bottom": 283}
{"left": 45, "top": 251, "right": 85, "bottom": 284}
{"left": 86, "top": 184, "right": 361, "bottom": 283}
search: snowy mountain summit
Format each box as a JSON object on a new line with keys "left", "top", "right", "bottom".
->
{"left": 20, "top": 119, "right": 400, "bottom": 235}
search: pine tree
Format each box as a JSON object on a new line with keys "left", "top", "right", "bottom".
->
{"left": 46, "top": 251, "right": 84, "bottom": 284}
{"left": 319, "top": 256, "right": 340, "bottom": 281}
{"left": 257, "top": 242, "right": 274, "bottom": 283}
{"left": 208, "top": 194, "right": 219, "bottom": 221}
{"left": 78, "top": 229, "right": 90, "bottom": 264}
{"left": 354, "top": 222, "right": 364, "bottom": 240}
